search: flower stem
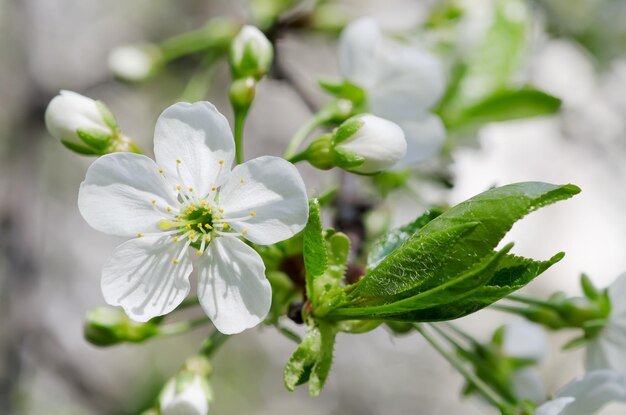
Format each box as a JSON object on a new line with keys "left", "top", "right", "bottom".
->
{"left": 234, "top": 109, "right": 248, "bottom": 165}
{"left": 507, "top": 294, "right": 555, "bottom": 309}
{"left": 414, "top": 324, "right": 512, "bottom": 413}
{"left": 198, "top": 329, "right": 230, "bottom": 358}
{"left": 283, "top": 113, "right": 328, "bottom": 159}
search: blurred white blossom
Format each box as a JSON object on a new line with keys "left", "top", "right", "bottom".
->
{"left": 338, "top": 17, "right": 446, "bottom": 168}
{"left": 161, "top": 375, "right": 212, "bottom": 415}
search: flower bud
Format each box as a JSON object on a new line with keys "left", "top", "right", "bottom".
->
{"left": 332, "top": 114, "right": 406, "bottom": 174}
{"left": 84, "top": 306, "right": 159, "bottom": 346}
{"left": 229, "top": 77, "right": 257, "bottom": 112}
{"left": 45, "top": 90, "right": 118, "bottom": 155}
{"left": 108, "top": 44, "right": 162, "bottom": 82}
{"left": 160, "top": 373, "right": 213, "bottom": 415}
{"left": 229, "top": 25, "right": 273, "bottom": 80}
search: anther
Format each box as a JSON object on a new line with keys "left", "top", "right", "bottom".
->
{"left": 242, "top": 230, "right": 248, "bottom": 235}
{"left": 250, "top": 211, "right": 257, "bottom": 217}
{"left": 219, "top": 208, "right": 224, "bottom": 213}
{"left": 151, "top": 200, "right": 156, "bottom": 205}
{"left": 172, "top": 258, "right": 179, "bottom": 264}
{"left": 176, "top": 159, "right": 182, "bottom": 164}
{"left": 239, "top": 179, "right": 244, "bottom": 183}
{"left": 166, "top": 207, "right": 172, "bottom": 212}
{"left": 159, "top": 169, "right": 164, "bottom": 174}
{"left": 211, "top": 187, "right": 216, "bottom": 191}
{"left": 137, "top": 233, "right": 143, "bottom": 238}
{"left": 159, "top": 220, "right": 174, "bottom": 230}
{"left": 176, "top": 185, "right": 182, "bottom": 191}
{"left": 196, "top": 251, "right": 202, "bottom": 256}
{"left": 219, "top": 160, "right": 224, "bottom": 165}
{"left": 188, "top": 187, "right": 193, "bottom": 192}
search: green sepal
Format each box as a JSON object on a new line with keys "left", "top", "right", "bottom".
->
{"left": 332, "top": 117, "right": 364, "bottom": 145}
{"left": 580, "top": 273, "right": 600, "bottom": 301}
{"left": 76, "top": 128, "right": 112, "bottom": 151}
{"left": 96, "top": 100, "right": 119, "bottom": 132}
{"left": 562, "top": 335, "right": 587, "bottom": 351}
{"left": 84, "top": 306, "right": 161, "bottom": 346}
{"left": 333, "top": 146, "right": 365, "bottom": 169}
{"left": 61, "top": 139, "right": 101, "bottom": 156}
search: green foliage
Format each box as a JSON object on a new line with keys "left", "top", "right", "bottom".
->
{"left": 367, "top": 209, "right": 443, "bottom": 270}
{"left": 284, "top": 322, "right": 337, "bottom": 396}
{"left": 447, "top": 89, "right": 562, "bottom": 131}
{"left": 324, "top": 182, "right": 580, "bottom": 321}
{"left": 318, "top": 78, "right": 366, "bottom": 104}
{"left": 304, "top": 199, "right": 327, "bottom": 299}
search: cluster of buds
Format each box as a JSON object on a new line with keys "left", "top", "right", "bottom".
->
{"left": 228, "top": 25, "right": 273, "bottom": 112}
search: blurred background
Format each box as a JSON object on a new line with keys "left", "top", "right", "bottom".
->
{"left": 3, "top": 0, "right": 626, "bottom": 414}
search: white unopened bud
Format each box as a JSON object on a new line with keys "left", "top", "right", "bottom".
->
{"left": 160, "top": 374, "right": 212, "bottom": 415}
{"left": 45, "top": 90, "right": 118, "bottom": 154}
{"left": 333, "top": 114, "right": 406, "bottom": 174}
{"left": 108, "top": 44, "right": 161, "bottom": 82}
{"left": 229, "top": 25, "right": 273, "bottom": 80}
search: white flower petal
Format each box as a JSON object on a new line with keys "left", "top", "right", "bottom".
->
{"left": 78, "top": 153, "right": 178, "bottom": 237}
{"left": 392, "top": 114, "right": 446, "bottom": 169}
{"left": 557, "top": 370, "right": 626, "bottom": 415}
{"left": 535, "top": 397, "right": 575, "bottom": 415}
{"left": 197, "top": 236, "right": 271, "bottom": 335}
{"left": 511, "top": 367, "right": 546, "bottom": 404}
{"left": 154, "top": 102, "right": 235, "bottom": 197}
{"left": 502, "top": 321, "right": 547, "bottom": 361}
{"left": 338, "top": 18, "right": 381, "bottom": 87}
{"left": 369, "top": 46, "right": 446, "bottom": 117}
{"left": 219, "top": 156, "right": 308, "bottom": 245}
{"left": 101, "top": 235, "right": 192, "bottom": 322}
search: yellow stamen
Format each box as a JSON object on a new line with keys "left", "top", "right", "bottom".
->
{"left": 172, "top": 237, "right": 179, "bottom": 242}
{"left": 137, "top": 233, "right": 143, "bottom": 238}
{"left": 219, "top": 159, "right": 224, "bottom": 165}
{"left": 176, "top": 185, "right": 182, "bottom": 191}
{"left": 188, "top": 187, "right": 193, "bottom": 192}
{"left": 151, "top": 200, "right": 156, "bottom": 205}
{"left": 250, "top": 211, "right": 256, "bottom": 217}
{"left": 239, "top": 179, "right": 244, "bottom": 184}
{"left": 176, "top": 159, "right": 182, "bottom": 164}
{"left": 219, "top": 208, "right": 224, "bottom": 213}
{"left": 204, "top": 224, "right": 212, "bottom": 229}
{"left": 172, "top": 258, "right": 178, "bottom": 264}
{"left": 242, "top": 230, "right": 248, "bottom": 235}
{"left": 159, "top": 169, "right": 164, "bottom": 174}
{"left": 196, "top": 251, "right": 202, "bottom": 256}
{"left": 166, "top": 207, "right": 172, "bottom": 212}
{"left": 211, "top": 187, "right": 216, "bottom": 191}
{"left": 222, "top": 223, "right": 229, "bottom": 229}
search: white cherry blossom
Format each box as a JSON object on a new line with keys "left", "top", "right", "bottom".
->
{"left": 338, "top": 18, "right": 446, "bottom": 168}
{"left": 78, "top": 101, "right": 308, "bottom": 334}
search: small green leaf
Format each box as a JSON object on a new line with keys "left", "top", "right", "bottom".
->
{"left": 318, "top": 78, "right": 366, "bottom": 103}
{"left": 448, "top": 89, "right": 562, "bottom": 130}
{"left": 580, "top": 273, "right": 600, "bottom": 301}
{"left": 367, "top": 208, "right": 443, "bottom": 270}
{"left": 283, "top": 322, "right": 337, "bottom": 396}
{"left": 313, "top": 231, "right": 350, "bottom": 315}
{"left": 304, "top": 199, "right": 327, "bottom": 300}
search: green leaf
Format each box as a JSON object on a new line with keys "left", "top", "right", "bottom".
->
{"left": 313, "top": 231, "right": 350, "bottom": 315}
{"left": 318, "top": 78, "right": 366, "bottom": 103}
{"left": 448, "top": 89, "right": 562, "bottom": 130}
{"left": 382, "top": 252, "right": 565, "bottom": 322}
{"left": 325, "top": 182, "right": 579, "bottom": 321}
{"left": 367, "top": 208, "right": 443, "bottom": 270}
{"left": 331, "top": 243, "right": 514, "bottom": 319}
{"left": 440, "top": 0, "right": 529, "bottom": 118}
{"left": 283, "top": 322, "right": 337, "bottom": 396}
{"left": 304, "top": 199, "right": 327, "bottom": 300}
